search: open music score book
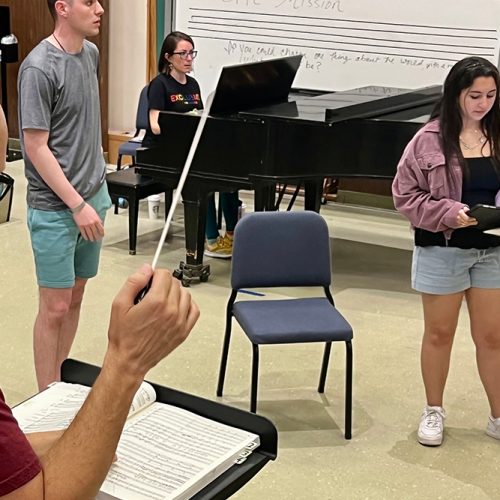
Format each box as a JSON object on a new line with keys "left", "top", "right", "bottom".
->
{"left": 13, "top": 382, "right": 260, "bottom": 500}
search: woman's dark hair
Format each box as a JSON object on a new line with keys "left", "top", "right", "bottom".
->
{"left": 157, "top": 31, "right": 194, "bottom": 74}
{"left": 430, "top": 56, "right": 500, "bottom": 174}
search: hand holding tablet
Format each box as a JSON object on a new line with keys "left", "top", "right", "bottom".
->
{"left": 467, "top": 204, "right": 500, "bottom": 231}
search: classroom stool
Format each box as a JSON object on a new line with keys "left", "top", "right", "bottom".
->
{"left": 106, "top": 167, "right": 172, "bottom": 255}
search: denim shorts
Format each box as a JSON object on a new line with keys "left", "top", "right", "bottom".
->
{"left": 412, "top": 245, "right": 500, "bottom": 294}
{"left": 27, "top": 182, "right": 112, "bottom": 288}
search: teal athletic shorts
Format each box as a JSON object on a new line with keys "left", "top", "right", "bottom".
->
{"left": 27, "top": 182, "right": 112, "bottom": 288}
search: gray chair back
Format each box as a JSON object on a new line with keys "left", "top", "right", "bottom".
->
{"left": 231, "top": 211, "right": 332, "bottom": 289}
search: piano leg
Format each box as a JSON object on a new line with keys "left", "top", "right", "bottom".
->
{"left": 175, "top": 186, "right": 211, "bottom": 287}
{"left": 304, "top": 180, "right": 322, "bottom": 212}
{"left": 254, "top": 184, "right": 276, "bottom": 211}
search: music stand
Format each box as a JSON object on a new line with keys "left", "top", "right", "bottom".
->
{"left": 61, "top": 359, "right": 278, "bottom": 499}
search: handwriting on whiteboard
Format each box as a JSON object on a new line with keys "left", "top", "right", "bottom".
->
{"left": 177, "top": 0, "right": 500, "bottom": 92}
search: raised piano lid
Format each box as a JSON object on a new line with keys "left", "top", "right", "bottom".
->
{"left": 210, "top": 54, "right": 303, "bottom": 115}
{"left": 241, "top": 85, "right": 441, "bottom": 123}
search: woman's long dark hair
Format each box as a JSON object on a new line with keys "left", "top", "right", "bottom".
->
{"left": 430, "top": 56, "right": 500, "bottom": 175}
{"left": 157, "top": 31, "right": 194, "bottom": 74}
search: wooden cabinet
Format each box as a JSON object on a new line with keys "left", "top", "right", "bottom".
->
{"left": 108, "top": 131, "right": 135, "bottom": 166}
{"left": 0, "top": 0, "right": 108, "bottom": 146}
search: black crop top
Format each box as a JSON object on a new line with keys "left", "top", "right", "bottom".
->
{"left": 415, "top": 157, "right": 500, "bottom": 249}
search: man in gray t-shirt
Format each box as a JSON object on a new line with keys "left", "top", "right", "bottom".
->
{"left": 18, "top": 0, "right": 111, "bottom": 390}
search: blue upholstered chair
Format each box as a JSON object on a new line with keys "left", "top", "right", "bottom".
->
{"left": 116, "top": 85, "right": 149, "bottom": 170}
{"left": 216, "top": 210, "right": 353, "bottom": 439}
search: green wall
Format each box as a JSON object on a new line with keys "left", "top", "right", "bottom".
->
{"left": 156, "top": 0, "right": 165, "bottom": 59}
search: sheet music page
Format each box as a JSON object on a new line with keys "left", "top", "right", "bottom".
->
{"left": 128, "top": 382, "right": 156, "bottom": 418}
{"left": 100, "top": 402, "right": 260, "bottom": 500}
{"left": 12, "top": 382, "right": 91, "bottom": 432}
{"left": 13, "top": 381, "right": 156, "bottom": 432}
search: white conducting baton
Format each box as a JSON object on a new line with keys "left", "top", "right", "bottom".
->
{"left": 135, "top": 90, "right": 215, "bottom": 302}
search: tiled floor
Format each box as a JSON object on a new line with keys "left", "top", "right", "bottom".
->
{"left": 1, "top": 160, "right": 498, "bottom": 499}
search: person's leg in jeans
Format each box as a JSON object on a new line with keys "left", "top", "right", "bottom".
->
{"left": 221, "top": 191, "right": 239, "bottom": 235}
{"left": 205, "top": 193, "right": 220, "bottom": 243}
{"left": 205, "top": 191, "right": 239, "bottom": 258}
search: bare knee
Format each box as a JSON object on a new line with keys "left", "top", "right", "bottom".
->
{"left": 40, "top": 298, "right": 71, "bottom": 326}
{"left": 472, "top": 330, "right": 500, "bottom": 351}
{"left": 423, "top": 327, "right": 455, "bottom": 348}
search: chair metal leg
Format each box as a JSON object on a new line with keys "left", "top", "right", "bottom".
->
{"left": 113, "top": 154, "right": 124, "bottom": 214}
{"left": 318, "top": 341, "right": 332, "bottom": 393}
{"left": 274, "top": 183, "right": 287, "bottom": 209}
{"left": 324, "top": 287, "right": 335, "bottom": 307}
{"left": 216, "top": 319, "right": 232, "bottom": 397}
{"left": 216, "top": 291, "right": 237, "bottom": 397}
{"left": 345, "top": 340, "right": 353, "bottom": 440}
{"left": 285, "top": 182, "right": 301, "bottom": 211}
{"left": 250, "top": 343, "right": 260, "bottom": 413}
{"left": 128, "top": 195, "right": 139, "bottom": 255}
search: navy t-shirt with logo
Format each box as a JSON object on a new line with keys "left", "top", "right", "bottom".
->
{"left": 143, "top": 73, "right": 203, "bottom": 147}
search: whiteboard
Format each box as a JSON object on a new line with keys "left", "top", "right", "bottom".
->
{"left": 174, "top": 0, "right": 500, "bottom": 98}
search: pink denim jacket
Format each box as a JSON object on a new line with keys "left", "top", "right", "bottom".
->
{"left": 393, "top": 119, "right": 471, "bottom": 240}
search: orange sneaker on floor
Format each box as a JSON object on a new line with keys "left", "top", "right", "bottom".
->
{"left": 204, "top": 234, "right": 233, "bottom": 259}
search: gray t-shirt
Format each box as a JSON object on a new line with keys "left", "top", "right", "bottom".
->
{"left": 18, "top": 39, "right": 106, "bottom": 210}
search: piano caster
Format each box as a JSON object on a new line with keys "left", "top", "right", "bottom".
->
{"left": 173, "top": 261, "right": 211, "bottom": 287}
{"left": 172, "top": 268, "right": 184, "bottom": 281}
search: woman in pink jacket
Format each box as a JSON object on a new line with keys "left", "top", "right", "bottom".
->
{"left": 392, "top": 56, "right": 500, "bottom": 447}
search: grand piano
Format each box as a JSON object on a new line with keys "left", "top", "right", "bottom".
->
{"left": 136, "top": 55, "right": 440, "bottom": 285}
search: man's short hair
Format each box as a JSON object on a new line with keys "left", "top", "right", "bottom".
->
{"left": 47, "top": 0, "right": 72, "bottom": 21}
{"left": 47, "top": 0, "right": 57, "bottom": 20}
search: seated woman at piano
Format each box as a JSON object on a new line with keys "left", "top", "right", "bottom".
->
{"left": 143, "top": 31, "right": 239, "bottom": 259}
{"left": 392, "top": 56, "right": 500, "bottom": 448}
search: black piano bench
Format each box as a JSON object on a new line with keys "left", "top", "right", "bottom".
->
{"left": 106, "top": 167, "right": 172, "bottom": 255}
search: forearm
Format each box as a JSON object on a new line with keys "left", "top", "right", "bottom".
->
{"left": 40, "top": 353, "right": 142, "bottom": 499}
{"left": 26, "top": 144, "right": 83, "bottom": 209}
{"left": 149, "top": 109, "right": 161, "bottom": 135}
{"left": 25, "top": 430, "right": 64, "bottom": 459}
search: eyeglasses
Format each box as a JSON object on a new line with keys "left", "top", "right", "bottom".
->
{"left": 172, "top": 50, "right": 198, "bottom": 59}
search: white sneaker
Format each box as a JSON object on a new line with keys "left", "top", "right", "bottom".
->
{"left": 486, "top": 416, "right": 500, "bottom": 440}
{"left": 418, "top": 405, "right": 446, "bottom": 446}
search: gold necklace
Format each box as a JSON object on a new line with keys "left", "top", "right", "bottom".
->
{"left": 459, "top": 135, "right": 486, "bottom": 150}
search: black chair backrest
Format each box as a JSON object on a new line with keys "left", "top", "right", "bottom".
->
{"left": 136, "top": 85, "right": 150, "bottom": 131}
{"left": 231, "top": 211, "right": 332, "bottom": 290}
{"left": 0, "top": 171, "right": 13, "bottom": 201}
{"left": 0, "top": 171, "right": 14, "bottom": 223}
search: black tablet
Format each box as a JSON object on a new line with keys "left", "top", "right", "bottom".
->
{"left": 467, "top": 204, "right": 500, "bottom": 231}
